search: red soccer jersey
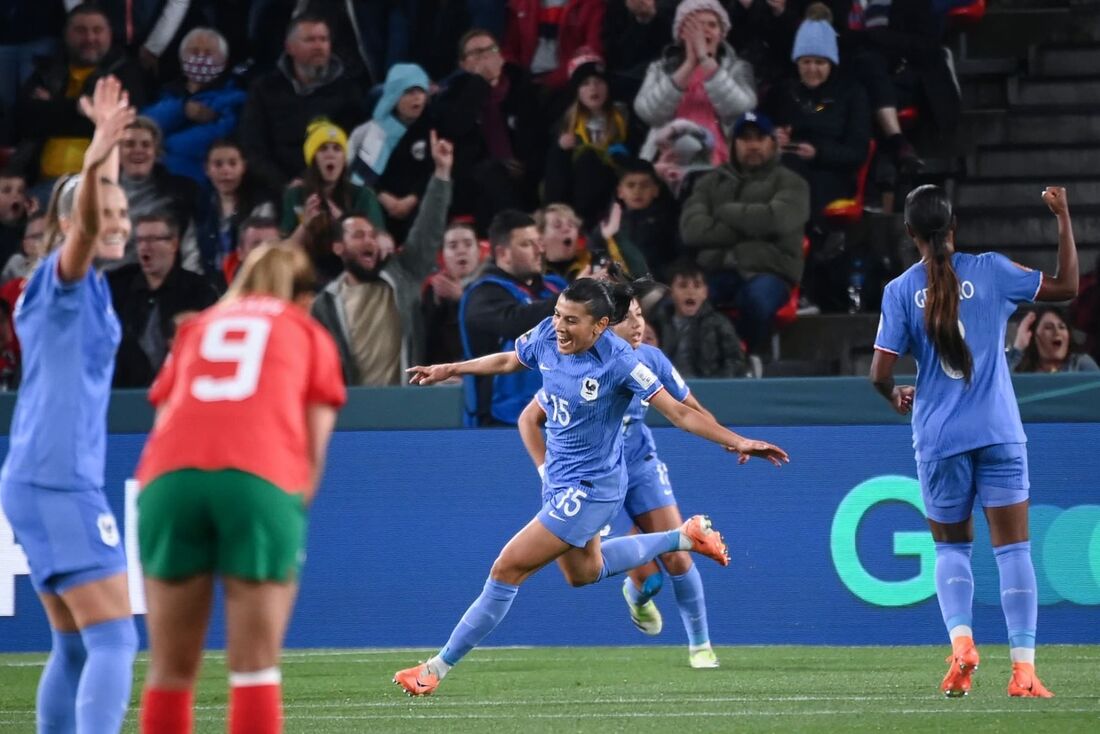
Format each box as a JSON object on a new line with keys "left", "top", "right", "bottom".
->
{"left": 135, "top": 295, "right": 347, "bottom": 495}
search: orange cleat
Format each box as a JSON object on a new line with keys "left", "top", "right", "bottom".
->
{"left": 940, "top": 636, "right": 980, "bottom": 697}
{"left": 1008, "top": 662, "right": 1054, "bottom": 698}
{"left": 393, "top": 663, "right": 440, "bottom": 697}
{"left": 680, "top": 515, "right": 729, "bottom": 567}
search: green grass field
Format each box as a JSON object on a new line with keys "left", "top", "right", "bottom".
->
{"left": 1, "top": 645, "right": 1098, "bottom": 732}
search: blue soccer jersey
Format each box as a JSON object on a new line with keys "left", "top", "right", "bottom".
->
{"left": 875, "top": 252, "right": 1042, "bottom": 462}
{"left": 1, "top": 250, "right": 121, "bottom": 490}
{"left": 516, "top": 318, "right": 664, "bottom": 494}
{"left": 622, "top": 344, "right": 691, "bottom": 465}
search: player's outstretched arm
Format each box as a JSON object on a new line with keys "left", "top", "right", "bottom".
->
{"left": 648, "top": 389, "right": 788, "bottom": 467}
{"left": 1035, "top": 186, "right": 1079, "bottom": 302}
{"left": 869, "top": 349, "right": 914, "bottom": 415}
{"left": 517, "top": 398, "right": 548, "bottom": 474}
{"left": 407, "top": 351, "right": 524, "bottom": 385}
{"left": 682, "top": 393, "right": 717, "bottom": 423}
{"left": 60, "top": 76, "right": 134, "bottom": 282}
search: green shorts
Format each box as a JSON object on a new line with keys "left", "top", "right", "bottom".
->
{"left": 139, "top": 469, "right": 307, "bottom": 582}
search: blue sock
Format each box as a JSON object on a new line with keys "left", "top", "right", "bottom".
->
{"left": 934, "top": 542, "right": 974, "bottom": 638}
{"left": 439, "top": 578, "right": 519, "bottom": 666}
{"left": 669, "top": 564, "right": 710, "bottom": 647}
{"left": 624, "top": 573, "right": 664, "bottom": 606}
{"left": 598, "top": 531, "right": 681, "bottom": 581}
{"left": 36, "top": 629, "right": 85, "bottom": 733}
{"left": 994, "top": 541, "right": 1038, "bottom": 661}
{"left": 76, "top": 618, "right": 137, "bottom": 734}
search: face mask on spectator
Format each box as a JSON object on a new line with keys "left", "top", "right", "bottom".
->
{"left": 182, "top": 54, "right": 225, "bottom": 84}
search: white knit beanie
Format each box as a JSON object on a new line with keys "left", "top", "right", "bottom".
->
{"left": 673, "top": 0, "right": 731, "bottom": 41}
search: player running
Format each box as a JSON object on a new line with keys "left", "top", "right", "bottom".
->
{"left": 518, "top": 294, "right": 721, "bottom": 668}
{"left": 870, "top": 184, "right": 1077, "bottom": 698}
{"left": 0, "top": 77, "right": 137, "bottom": 734}
{"left": 135, "top": 243, "right": 346, "bottom": 733}
{"left": 394, "top": 278, "right": 788, "bottom": 695}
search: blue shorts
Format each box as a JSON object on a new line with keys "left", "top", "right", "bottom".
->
{"left": 0, "top": 481, "right": 128, "bottom": 595}
{"left": 916, "top": 443, "right": 1030, "bottom": 524}
{"left": 623, "top": 453, "right": 678, "bottom": 518}
{"left": 538, "top": 467, "right": 627, "bottom": 548}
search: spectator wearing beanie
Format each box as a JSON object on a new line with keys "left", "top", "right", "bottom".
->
{"left": 763, "top": 4, "right": 870, "bottom": 217}
{"left": 635, "top": 0, "right": 757, "bottom": 166}
{"left": 544, "top": 48, "right": 636, "bottom": 228}
{"left": 283, "top": 118, "right": 384, "bottom": 283}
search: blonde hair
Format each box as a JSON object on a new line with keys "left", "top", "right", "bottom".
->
{"left": 535, "top": 203, "right": 581, "bottom": 232}
{"left": 43, "top": 173, "right": 126, "bottom": 254}
{"left": 224, "top": 241, "right": 318, "bottom": 303}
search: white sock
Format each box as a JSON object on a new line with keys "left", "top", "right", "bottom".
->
{"left": 948, "top": 625, "right": 973, "bottom": 643}
{"left": 1009, "top": 647, "right": 1036, "bottom": 664}
{"left": 689, "top": 642, "right": 712, "bottom": 654}
{"left": 425, "top": 655, "right": 452, "bottom": 679}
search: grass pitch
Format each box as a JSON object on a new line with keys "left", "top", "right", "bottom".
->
{"left": 1, "top": 645, "right": 1098, "bottom": 732}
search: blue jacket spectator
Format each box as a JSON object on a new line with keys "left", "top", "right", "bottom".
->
{"left": 143, "top": 28, "right": 247, "bottom": 184}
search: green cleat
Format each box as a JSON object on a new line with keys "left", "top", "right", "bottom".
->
{"left": 622, "top": 581, "right": 663, "bottom": 636}
{"left": 689, "top": 646, "right": 720, "bottom": 669}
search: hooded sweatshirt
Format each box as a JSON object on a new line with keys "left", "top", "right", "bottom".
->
{"left": 348, "top": 64, "right": 431, "bottom": 187}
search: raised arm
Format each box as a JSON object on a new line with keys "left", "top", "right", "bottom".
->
{"left": 517, "top": 397, "right": 548, "bottom": 472}
{"left": 1035, "top": 187, "right": 1079, "bottom": 302}
{"left": 407, "top": 350, "right": 524, "bottom": 385}
{"left": 648, "top": 389, "right": 788, "bottom": 466}
{"left": 59, "top": 77, "right": 135, "bottom": 282}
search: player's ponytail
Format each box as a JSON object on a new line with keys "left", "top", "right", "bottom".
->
{"left": 225, "top": 241, "right": 318, "bottom": 303}
{"left": 905, "top": 185, "right": 973, "bottom": 383}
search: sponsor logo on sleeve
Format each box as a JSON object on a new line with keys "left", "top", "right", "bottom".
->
{"left": 630, "top": 363, "right": 658, "bottom": 390}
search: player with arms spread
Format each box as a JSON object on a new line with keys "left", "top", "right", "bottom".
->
{"left": 394, "top": 278, "right": 787, "bottom": 696}
{"left": 134, "top": 243, "right": 347, "bottom": 734}
{"left": 518, "top": 293, "right": 723, "bottom": 668}
{"left": 870, "top": 184, "right": 1077, "bottom": 698}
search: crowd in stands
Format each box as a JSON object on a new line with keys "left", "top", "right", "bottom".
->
{"left": 0, "top": 1, "right": 1096, "bottom": 417}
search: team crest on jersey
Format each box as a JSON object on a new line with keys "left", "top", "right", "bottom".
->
{"left": 580, "top": 376, "right": 600, "bottom": 401}
{"left": 97, "top": 513, "right": 120, "bottom": 547}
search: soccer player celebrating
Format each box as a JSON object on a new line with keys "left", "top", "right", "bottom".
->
{"left": 871, "top": 185, "right": 1077, "bottom": 698}
{"left": 395, "top": 278, "right": 788, "bottom": 695}
{"left": 518, "top": 294, "right": 723, "bottom": 668}
{"left": 135, "top": 243, "right": 346, "bottom": 733}
{"left": 0, "top": 77, "right": 137, "bottom": 733}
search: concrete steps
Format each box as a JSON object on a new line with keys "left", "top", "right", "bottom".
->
{"left": 961, "top": 109, "right": 1100, "bottom": 147}
{"left": 1007, "top": 75, "right": 1100, "bottom": 106}
{"left": 968, "top": 145, "right": 1100, "bottom": 178}
{"left": 956, "top": 178, "right": 1100, "bottom": 209}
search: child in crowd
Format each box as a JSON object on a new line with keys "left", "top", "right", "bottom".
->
{"left": 349, "top": 63, "right": 434, "bottom": 244}
{"left": 196, "top": 139, "right": 276, "bottom": 284}
{"left": 650, "top": 260, "right": 748, "bottom": 378}
{"left": 0, "top": 172, "right": 33, "bottom": 270}
{"left": 1, "top": 211, "right": 46, "bottom": 282}
{"left": 544, "top": 48, "right": 634, "bottom": 228}
{"left": 610, "top": 158, "right": 679, "bottom": 278}
{"left": 421, "top": 221, "right": 487, "bottom": 364}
